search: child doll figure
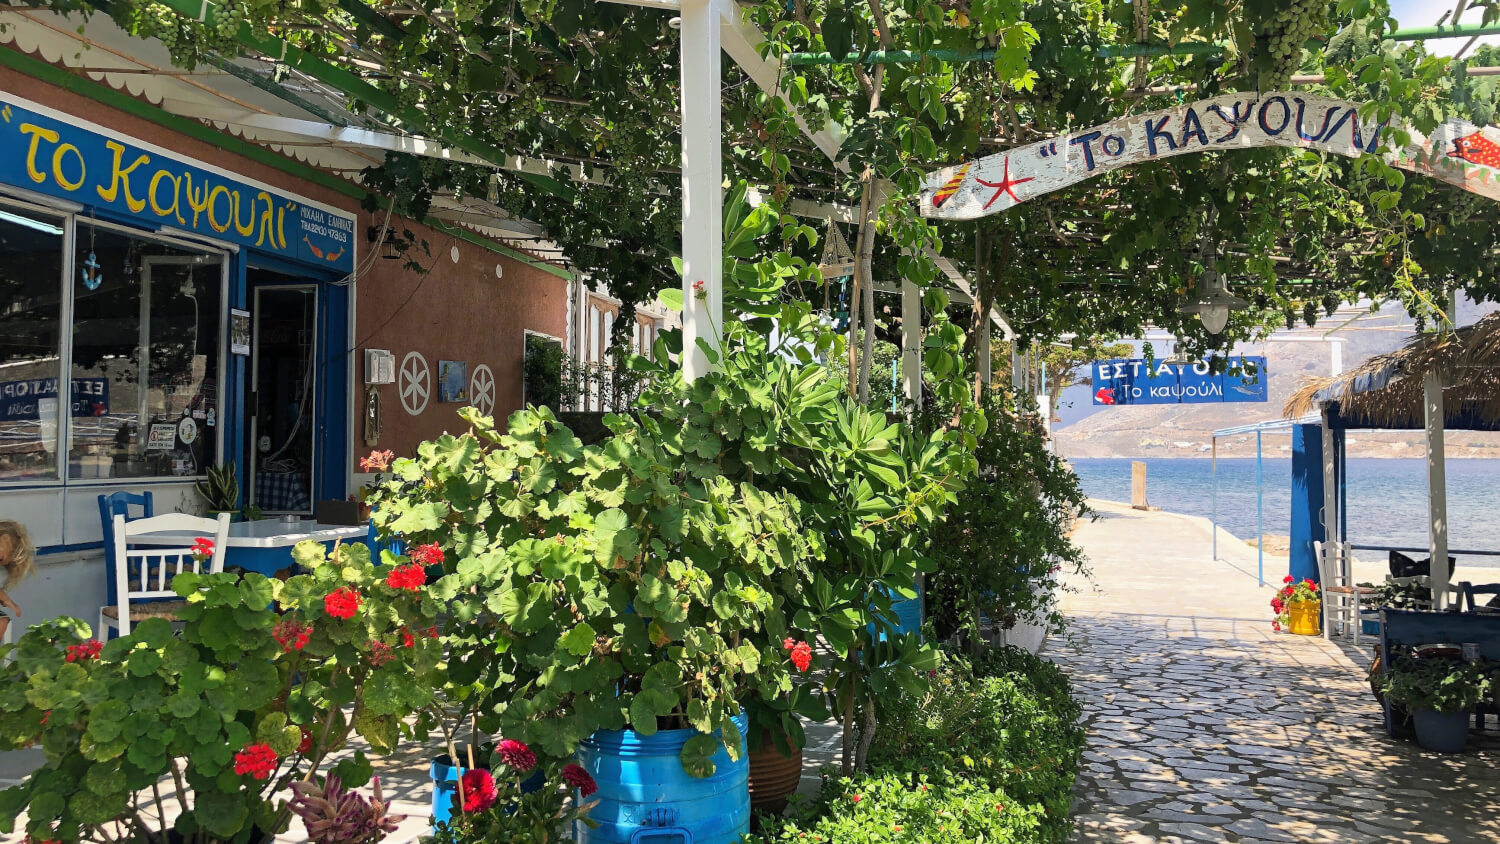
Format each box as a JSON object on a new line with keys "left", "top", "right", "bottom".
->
{"left": 0, "top": 520, "right": 34, "bottom": 640}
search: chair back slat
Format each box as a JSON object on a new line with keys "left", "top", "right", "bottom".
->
{"left": 107, "top": 512, "right": 230, "bottom": 636}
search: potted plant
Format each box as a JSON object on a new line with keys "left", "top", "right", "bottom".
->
{"left": 428, "top": 758, "right": 598, "bottom": 843}
{"left": 196, "top": 461, "right": 241, "bottom": 519}
{"left": 0, "top": 539, "right": 439, "bottom": 842}
{"left": 1271, "top": 575, "right": 1321, "bottom": 635}
{"left": 1380, "top": 656, "right": 1492, "bottom": 753}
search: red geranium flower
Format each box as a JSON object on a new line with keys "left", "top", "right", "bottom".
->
{"left": 385, "top": 563, "right": 426, "bottom": 591}
{"left": 851, "top": 794, "right": 861, "bottom": 803}
{"left": 562, "top": 763, "right": 598, "bottom": 797}
{"left": 401, "top": 627, "right": 416, "bottom": 648}
{"left": 497, "top": 738, "right": 537, "bottom": 772}
{"left": 298, "top": 726, "right": 313, "bottom": 754}
{"left": 784, "top": 639, "right": 813, "bottom": 672}
{"left": 460, "top": 769, "right": 497, "bottom": 813}
{"left": 370, "top": 641, "right": 395, "bottom": 667}
{"left": 426, "top": 625, "right": 440, "bottom": 638}
{"left": 1283, "top": 575, "right": 1294, "bottom": 584}
{"left": 65, "top": 639, "right": 102, "bottom": 663}
{"left": 410, "top": 543, "right": 444, "bottom": 567}
{"left": 272, "top": 619, "right": 311, "bottom": 652}
{"left": 191, "top": 537, "right": 215, "bottom": 563}
{"left": 360, "top": 449, "right": 395, "bottom": 472}
{"left": 233, "top": 743, "right": 278, "bottom": 779}
{"left": 324, "top": 588, "right": 361, "bottom": 619}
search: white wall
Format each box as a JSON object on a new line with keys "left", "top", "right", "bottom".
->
{"left": 7, "top": 549, "right": 107, "bottom": 639}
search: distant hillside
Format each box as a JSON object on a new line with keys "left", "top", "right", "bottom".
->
{"left": 1053, "top": 300, "right": 1500, "bottom": 459}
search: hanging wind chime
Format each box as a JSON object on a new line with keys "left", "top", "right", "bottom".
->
{"left": 81, "top": 215, "right": 102, "bottom": 291}
{"left": 816, "top": 219, "right": 856, "bottom": 334}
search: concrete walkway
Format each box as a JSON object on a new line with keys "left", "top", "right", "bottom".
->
{"left": 1045, "top": 500, "right": 1500, "bottom": 844}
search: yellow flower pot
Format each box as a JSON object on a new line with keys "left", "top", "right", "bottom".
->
{"left": 1287, "top": 601, "right": 1321, "bottom": 636}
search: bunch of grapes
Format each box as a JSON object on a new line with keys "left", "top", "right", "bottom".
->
{"left": 1322, "top": 292, "right": 1340, "bottom": 317}
{"left": 1302, "top": 300, "right": 1319, "bottom": 327}
{"left": 1257, "top": 0, "right": 1328, "bottom": 91}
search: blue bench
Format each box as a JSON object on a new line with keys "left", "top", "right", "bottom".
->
{"left": 1380, "top": 609, "right": 1500, "bottom": 736}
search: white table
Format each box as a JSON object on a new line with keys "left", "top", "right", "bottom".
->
{"left": 130, "top": 519, "right": 370, "bottom": 574}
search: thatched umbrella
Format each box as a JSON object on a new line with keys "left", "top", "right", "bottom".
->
{"left": 1283, "top": 311, "right": 1500, "bottom": 431}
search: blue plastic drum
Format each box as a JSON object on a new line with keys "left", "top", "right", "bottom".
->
{"left": 429, "top": 755, "right": 543, "bottom": 830}
{"left": 574, "top": 711, "right": 750, "bottom": 844}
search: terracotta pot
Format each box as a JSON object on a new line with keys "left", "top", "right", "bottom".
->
{"left": 1287, "top": 601, "right": 1321, "bottom": 636}
{"left": 748, "top": 730, "right": 802, "bottom": 817}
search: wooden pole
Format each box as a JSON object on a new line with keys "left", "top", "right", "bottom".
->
{"left": 1424, "top": 370, "right": 1450, "bottom": 610}
{"left": 679, "top": 0, "right": 722, "bottom": 382}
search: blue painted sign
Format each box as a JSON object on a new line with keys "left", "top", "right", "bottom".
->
{"left": 0, "top": 94, "right": 355, "bottom": 273}
{"left": 1091, "top": 356, "right": 1268, "bottom": 406}
{"left": 0, "top": 377, "right": 109, "bottom": 421}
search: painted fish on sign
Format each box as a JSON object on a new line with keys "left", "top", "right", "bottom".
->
{"left": 921, "top": 92, "right": 1500, "bottom": 219}
{"left": 1091, "top": 356, "right": 1268, "bottom": 406}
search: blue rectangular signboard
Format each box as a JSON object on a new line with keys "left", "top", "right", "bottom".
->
{"left": 0, "top": 377, "right": 109, "bottom": 421}
{"left": 0, "top": 94, "right": 355, "bottom": 274}
{"left": 1090, "top": 356, "right": 1268, "bottom": 406}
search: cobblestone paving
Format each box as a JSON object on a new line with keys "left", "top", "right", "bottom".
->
{"left": 1045, "top": 502, "right": 1500, "bottom": 844}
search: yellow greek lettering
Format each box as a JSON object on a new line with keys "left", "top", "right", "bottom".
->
{"left": 276, "top": 204, "right": 288, "bottom": 250}
{"left": 207, "top": 185, "right": 232, "bottom": 233}
{"left": 184, "top": 172, "right": 211, "bottom": 228}
{"left": 96, "top": 140, "right": 149, "bottom": 212}
{"left": 231, "top": 190, "right": 257, "bottom": 237}
{"left": 148, "top": 169, "right": 186, "bottom": 224}
{"left": 254, "top": 192, "right": 276, "bottom": 247}
{"left": 51, "top": 144, "right": 84, "bottom": 191}
{"left": 18, "top": 123, "right": 58, "bottom": 185}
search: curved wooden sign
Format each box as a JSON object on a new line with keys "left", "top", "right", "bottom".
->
{"left": 920, "top": 91, "right": 1500, "bottom": 219}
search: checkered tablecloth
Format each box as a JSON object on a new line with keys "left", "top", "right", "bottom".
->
{"left": 256, "top": 471, "right": 311, "bottom": 512}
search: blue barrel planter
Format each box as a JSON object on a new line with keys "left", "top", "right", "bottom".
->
{"left": 574, "top": 711, "right": 750, "bottom": 844}
{"left": 429, "top": 755, "right": 544, "bottom": 830}
{"left": 868, "top": 584, "right": 923, "bottom": 642}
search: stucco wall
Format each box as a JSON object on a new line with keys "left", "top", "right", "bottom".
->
{"left": 0, "top": 58, "right": 571, "bottom": 471}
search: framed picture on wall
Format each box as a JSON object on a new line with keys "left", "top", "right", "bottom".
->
{"left": 230, "top": 308, "right": 251, "bottom": 356}
{"left": 439, "top": 360, "right": 469, "bottom": 402}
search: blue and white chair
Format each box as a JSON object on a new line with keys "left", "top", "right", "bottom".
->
{"left": 98, "top": 512, "right": 229, "bottom": 638}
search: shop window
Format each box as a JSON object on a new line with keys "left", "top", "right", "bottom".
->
{"left": 70, "top": 222, "right": 222, "bottom": 479}
{"left": 0, "top": 205, "right": 66, "bottom": 482}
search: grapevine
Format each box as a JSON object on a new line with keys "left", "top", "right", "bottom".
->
{"left": 1255, "top": 0, "right": 1328, "bottom": 91}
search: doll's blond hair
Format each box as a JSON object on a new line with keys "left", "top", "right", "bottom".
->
{"left": 0, "top": 520, "right": 34, "bottom": 587}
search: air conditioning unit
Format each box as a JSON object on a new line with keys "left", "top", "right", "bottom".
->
{"left": 364, "top": 349, "right": 395, "bottom": 385}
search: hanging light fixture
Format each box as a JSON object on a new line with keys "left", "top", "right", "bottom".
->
{"left": 1178, "top": 258, "right": 1246, "bottom": 336}
{"left": 367, "top": 225, "right": 402, "bottom": 260}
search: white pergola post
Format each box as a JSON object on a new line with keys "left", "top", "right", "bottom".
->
{"left": 1320, "top": 406, "right": 1339, "bottom": 638}
{"left": 679, "top": 0, "right": 723, "bottom": 382}
{"left": 900, "top": 278, "right": 923, "bottom": 408}
{"left": 1424, "top": 369, "right": 1450, "bottom": 610}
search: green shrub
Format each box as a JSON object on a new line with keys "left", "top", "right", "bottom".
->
{"left": 748, "top": 771, "right": 1045, "bottom": 844}
{"left": 868, "top": 647, "right": 1084, "bottom": 842}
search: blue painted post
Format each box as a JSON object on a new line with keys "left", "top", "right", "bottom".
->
{"left": 1289, "top": 424, "right": 1325, "bottom": 584}
{"left": 1256, "top": 430, "right": 1264, "bottom": 586}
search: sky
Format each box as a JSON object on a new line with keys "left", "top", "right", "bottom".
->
{"left": 1388, "top": 0, "right": 1500, "bottom": 55}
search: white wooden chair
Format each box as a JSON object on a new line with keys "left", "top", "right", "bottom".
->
{"left": 1315, "top": 539, "right": 1375, "bottom": 644}
{"left": 99, "top": 512, "right": 230, "bottom": 638}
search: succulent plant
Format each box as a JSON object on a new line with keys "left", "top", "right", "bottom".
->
{"left": 288, "top": 775, "right": 404, "bottom": 844}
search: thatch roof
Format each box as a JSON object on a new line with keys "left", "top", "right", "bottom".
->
{"left": 1283, "top": 312, "right": 1500, "bottom": 431}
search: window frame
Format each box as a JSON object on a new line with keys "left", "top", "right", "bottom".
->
{"left": 0, "top": 197, "right": 229, "bottom": 489}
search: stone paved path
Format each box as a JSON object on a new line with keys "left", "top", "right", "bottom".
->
{"left": 1045, "top": 500, "right": 1500, "bottom": 844}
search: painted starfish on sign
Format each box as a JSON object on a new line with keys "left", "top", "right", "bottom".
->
{"left": 975, "top": 157, "right": 1035, "bottom": 210}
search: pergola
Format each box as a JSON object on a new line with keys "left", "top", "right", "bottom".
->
{"left": 9, "top": 0, "right": 1500, "bottom": 410}
{"left": 1286, "top": 311, "right": 1500, "bottom": 609}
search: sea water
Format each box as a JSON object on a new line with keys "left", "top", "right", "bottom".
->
{"left": 1069, "top": 457, "right": 1500, "bottom": 568}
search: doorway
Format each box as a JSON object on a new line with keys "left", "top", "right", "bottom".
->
{"left": 248, "top": 273, "right": 317, "bottom": 514}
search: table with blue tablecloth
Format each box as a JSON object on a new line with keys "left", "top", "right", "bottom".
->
{"left": 255, "top": 471, "right": 312, "bottom": 513}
